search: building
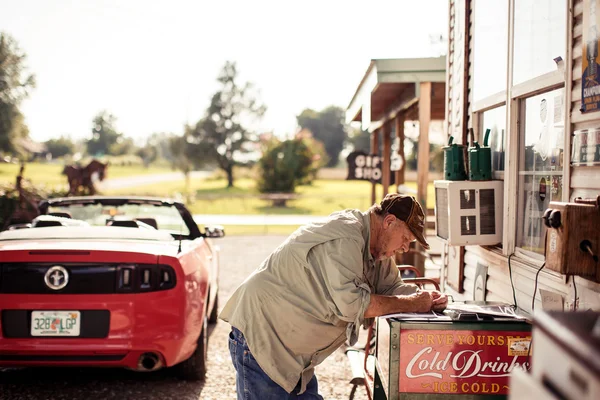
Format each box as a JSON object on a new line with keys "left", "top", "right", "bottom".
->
{"left": 442, "top": 0, "right": 600, "bottom": 312}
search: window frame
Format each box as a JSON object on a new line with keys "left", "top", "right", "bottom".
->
{"left": 471, "top": 0, "right": 571, "bottom": 261}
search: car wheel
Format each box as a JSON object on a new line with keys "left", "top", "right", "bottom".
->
{"left": 175, "top": 315, "right": 208, "bottom": 381}
{"left": 208, "top": 292, "right": 219, "bottom": 324}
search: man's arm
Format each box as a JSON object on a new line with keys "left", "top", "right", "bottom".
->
{"left": 364, "top": 291, "right": 433, "bottom": 318}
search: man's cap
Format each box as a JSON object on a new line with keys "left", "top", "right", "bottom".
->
{"left": 380, "top": 193, "right": 430, "bottom": 250}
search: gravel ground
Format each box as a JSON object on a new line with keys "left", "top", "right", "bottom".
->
{"left": 0, "top": 235, "right": 368, "bottom": 400}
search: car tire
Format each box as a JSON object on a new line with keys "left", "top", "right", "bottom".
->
{"left": 175, "top": 315, "right": 208, "bottom": 381}
{"left": 208, "top": 292, "right": 219, "bottom": 324}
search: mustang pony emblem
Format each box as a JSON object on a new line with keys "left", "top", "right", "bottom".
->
{"left": 44, "top": 266, "right": 69, "bottom": 290}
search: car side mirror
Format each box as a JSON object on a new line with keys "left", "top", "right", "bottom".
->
{"left": 204, "top": 225, "right": 225, "bottom": 238}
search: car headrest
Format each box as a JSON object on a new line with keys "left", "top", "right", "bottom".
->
{"left": 49, "top": 212, "right": 72, "bottom": 219}
{"left": 34, "top": 220, "right": 64, "bottom": 227}
{"left": 107, "top": 219, "right": 139, "bottom": 228}
{"left": 135, "top": 218, "right": 158, "bottom": 229}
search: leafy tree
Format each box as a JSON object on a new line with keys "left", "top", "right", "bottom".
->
{"left": 257, "top": 138, "right": 314, "bottom": 194}
{"left": 296, "top": 106, "right": 347, "bottom": 167}
{"left": 405, "top": 139, "right": 444, "bottom": 172}
{"left": 86, "top": 111, "right": 122, "bottom": 156}
{"left": 169, "top": 126, "right": 194, "bottom": 189}
{"left": 109, "top": 136, "right": 134, "bottom": 156}
{"left": 347, "top": 127, "right": 371, "bottom": 152}
{"left": 295, "top": 128, "right": 328, "bottom": 183}
{"left": 0, "top": 32, "right": 36, "bottom": 154}
{"left": 187, "top": 61, "right": 265, "bottom": 188}
{"left": 45, "top": 136, "right": 75, "bottom": 158}
{"left": 137, "top": 132, "right": 177, "bottom": 165}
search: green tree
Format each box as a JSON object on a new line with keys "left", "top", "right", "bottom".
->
{"left": 45, "top": 136, "right": 75, "bottom": 158}
{"left": 188, "top": 61, "right": 265, "bottom": 188}
{"left": 295, "top": 128, "right": 328, "bottom": 183}
{"left": 347, "top": 127, "right": 371, "bottom": 152}
{"left": 0, "top": 32, "right": 36, "bottom": 154}
{"left": 257, "top": 138, "right": 314, "bottom": 194}
{"left": 169, "top": 127, "right": 194, "bottom": 190}
{"left": 296, "top": 106, "right": 347, "bottom": 167}
{"left": 86, "top": 111, "right": 122, "bottom": 156}
{"left": 405, "top": 139, "right": 444, "bottom": 172}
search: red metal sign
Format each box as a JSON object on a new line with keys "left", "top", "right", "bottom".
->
{"left": 399, "top": 330, "right": 531, "bottom": 395}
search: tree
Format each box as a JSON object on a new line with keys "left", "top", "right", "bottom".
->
{"left": 86, "top": 111, "right": 122, "bottom": 156}
{"left": 257, "top": 138, "right": 314, "bottom": 194}
{"left": 296, "top": 106, "right": 347, "bottom": 167}
{"left": 169, "top": 127, "right": 194, "bottom": 190}
{"left": 295, "top": 128, "right": 328, "bottom": 183}
{"left": 347, "top": 127, "right": 371, "bottom": 152}
{"left": 45, "top": 136, "right": 75, "bottom": 158}
{"left": 187, "top": 61, "right": 265, "bottom": 188}
{"left": 0, "top": 32, "right": 36, "bottom": 154}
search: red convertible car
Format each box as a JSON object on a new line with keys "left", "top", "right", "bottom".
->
{"left": 0, "top": 196, "right": 223, "bottom": 380}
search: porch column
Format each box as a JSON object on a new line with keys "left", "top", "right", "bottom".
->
{"left": 395, "top": 113, "right": 406, "bottom": 191}
{"left": 382, "top": 121, "right": 391, "bottom": 197}
{"left": 417, "top": 82, "right": 431, "bottom": 210}
{"left": 370, "top": 128, "right": 379, "bottom": 205}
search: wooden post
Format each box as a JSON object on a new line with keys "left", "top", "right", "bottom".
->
{"left": 382, "top": 121, "right": 391, "bottom": 197}
{"left": 416, "top": 82, "right": 432, "bottom": 276}
{"left": 395, "top": 113, "right": 406, "bottom": 191}
{"left": 370, "top": 128, "right": 379, "bottom": 205}
{"left": 417, "top": 82, "right": 431, "bottom": 211}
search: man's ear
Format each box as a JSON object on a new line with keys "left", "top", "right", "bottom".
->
{"left": 383, "top": 214, "right": 396, "bottom": 229}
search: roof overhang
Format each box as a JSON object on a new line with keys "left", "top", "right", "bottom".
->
{"left": 346, "top": 57, "right": 446, "bottom": 132}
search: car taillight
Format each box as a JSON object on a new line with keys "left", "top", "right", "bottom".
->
{"left": 116, "top": 264, "right": 175, "bottom": 293}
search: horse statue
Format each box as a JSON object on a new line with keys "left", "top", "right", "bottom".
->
{"left": 62, "top": 159, "right": 108, "bottom": 196}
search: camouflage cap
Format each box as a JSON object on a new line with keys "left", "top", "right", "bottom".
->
{"left": 380, "top": 193, "right": 430, "bottom": 250}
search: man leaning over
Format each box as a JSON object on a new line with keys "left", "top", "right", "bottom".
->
{"left": 220, "top": 193, "right": 448, "bottom": 399}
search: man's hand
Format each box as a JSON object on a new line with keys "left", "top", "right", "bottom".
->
{"left": 430, "top": 290, "right": 448, "bottom": 311}
{"left": 410, "top": 291, "right": 433, "bottom": 312}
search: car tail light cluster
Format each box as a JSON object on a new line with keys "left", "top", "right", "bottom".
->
{"left": 116, "top": 264, "right": 176, "bottom": 293}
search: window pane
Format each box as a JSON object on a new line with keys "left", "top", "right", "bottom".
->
{"left": 513, "top": 0, "right": 566, "bottom": 85}
{"left": 481, "top": 106, "right": 506, "bottom": 173}
{"left": 517, "top": 88, "right": 565, "bottom": 255}
{"left": 473, "top": 0, "right": 508, "bottom": 101}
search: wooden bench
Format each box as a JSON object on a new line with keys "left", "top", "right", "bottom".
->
{"left": 259, "top": 193, "right": 299, "bottom": 207}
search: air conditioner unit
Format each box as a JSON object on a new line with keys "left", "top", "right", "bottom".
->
{"left": 434, "top": 180, "right": 504, "bottom": 246}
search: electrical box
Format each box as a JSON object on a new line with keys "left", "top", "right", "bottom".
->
{"left": 434, "top": 180, "right": 503, "bottom": 246}
{"left": 543, "top": 198, "right": 600, "bottom": 281}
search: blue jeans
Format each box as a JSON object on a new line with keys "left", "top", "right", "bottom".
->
{"left": 228, "top": 327, "right": 323, "bottom": 399}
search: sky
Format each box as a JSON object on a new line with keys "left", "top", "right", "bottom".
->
{"left": 0, "top": 0, "right": 448, "bottom": 144}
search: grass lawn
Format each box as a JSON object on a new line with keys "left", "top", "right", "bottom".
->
{"left": 221, "top": 225, "right": 301, "bottom": 236}
{"left": 1, "top": 162, "right": 436, "bottom": 235}
{"left": 103, "top": 177, "right": 436, "bottom": 216}
{"left": 0, "top": 162, "right": 175, "bottom": 188}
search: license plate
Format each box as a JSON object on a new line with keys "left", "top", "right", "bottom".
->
{"left": 31, "top": 311, "right": 81, "bottom": 336}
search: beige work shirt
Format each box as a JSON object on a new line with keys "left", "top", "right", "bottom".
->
{"left": 219, "top": 209, "right": 418, "bottom": 394}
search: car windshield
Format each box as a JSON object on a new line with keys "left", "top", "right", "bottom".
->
{"left": 47, "top": 203, "right": 190, "bottom": 236}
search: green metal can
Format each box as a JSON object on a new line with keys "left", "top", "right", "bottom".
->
{"left": 469, "top": 129, "right": 493, "bottom": 181}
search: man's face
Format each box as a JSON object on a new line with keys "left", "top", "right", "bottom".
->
{"left": 373, "top": 215, "right": 417, "bottom": 260}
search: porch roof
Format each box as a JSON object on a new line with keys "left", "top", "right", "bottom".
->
{"left": 346, "top": 56, "right": 446, "bottom": 131}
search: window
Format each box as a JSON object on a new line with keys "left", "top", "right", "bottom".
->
{"left": 481, "top": 106, "right": 507, "bottom": 177}
{"left": 513, "top": 0, "right": 567, "bottom": 85}
{"left": 473, "top": 0, "right": 509, "bottom": 102}
{"left": 517, "top": 88, "right": 565, "bottom": 257}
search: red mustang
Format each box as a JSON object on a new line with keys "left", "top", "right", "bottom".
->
{"left": 0, "top": 196, "right": 222, "bottom": 380}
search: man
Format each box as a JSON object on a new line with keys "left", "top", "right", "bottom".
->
{"left": 220, "top": 194, "right": 448, "bottom": 399}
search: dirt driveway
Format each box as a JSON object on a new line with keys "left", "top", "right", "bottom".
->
{"left": 0, "top": 235, "right": 368, "bottom": 400}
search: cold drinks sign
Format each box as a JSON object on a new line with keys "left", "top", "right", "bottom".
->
{"left": 398, "top": 329, "right": 531, "bottom": 395}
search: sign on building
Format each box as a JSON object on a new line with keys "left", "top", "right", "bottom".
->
{"left": 346, "top": 151, "right": 395, "bottom": 184}
{"left": 582, "top": 0, "right": 600, "bottom": 113}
